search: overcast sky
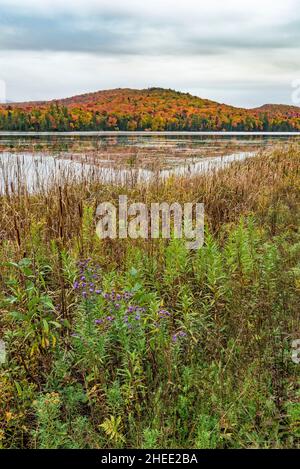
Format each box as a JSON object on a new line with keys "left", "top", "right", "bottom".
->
{"left": 0, "top": 0, "right": 299, "bottom": 107}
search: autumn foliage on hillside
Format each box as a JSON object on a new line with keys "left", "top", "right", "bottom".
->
{"left": 0, "top": 87, "right": 300, "bottom": 131}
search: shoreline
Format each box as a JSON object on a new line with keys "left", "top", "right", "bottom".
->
{"left": 1, "top": 131, "right": 300, "bottom": 137}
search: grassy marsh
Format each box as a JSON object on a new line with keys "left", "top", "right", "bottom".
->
{"left": 0, "top": 145, "right": 299, "bottom": 448}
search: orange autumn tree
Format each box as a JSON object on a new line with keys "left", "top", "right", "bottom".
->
{"left": 0, "top": 88, "right": 300, "bottom": 131}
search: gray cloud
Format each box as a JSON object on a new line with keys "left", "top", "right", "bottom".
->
{"left": 0, "top": 0, "right": 299, "bottom": 106}
{"left": 0, "top": 5, "right": 300, "bottom": 55}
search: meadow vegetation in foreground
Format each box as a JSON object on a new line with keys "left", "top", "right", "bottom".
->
{"left": 0, "top": 145, "right": 299, "bottom": 448}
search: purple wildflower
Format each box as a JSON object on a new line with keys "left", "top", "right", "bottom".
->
{"left": 124, "top": 291, "right": 133, "bottom": 300}
{"left": 172, "top": 330, "right": 187, "bottom": 342}
{"left": 159, "top": 309, "right": 171, "bottom": 318}
{"left": 71, "top": 333, "right": 80, "bottom": 338}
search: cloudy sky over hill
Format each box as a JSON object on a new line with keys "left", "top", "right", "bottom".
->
{"left": 0, "top": 0, "right": 299, "bottom": 106}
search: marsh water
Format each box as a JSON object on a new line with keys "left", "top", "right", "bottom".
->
{"left": 0, "top": 133, "right": 299, "bottom": 192}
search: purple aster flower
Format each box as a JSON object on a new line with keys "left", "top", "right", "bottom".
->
{"left": 82, "top": 291, "right": 87, "bottom": 298}
{"left": 106, "top": 316, "right": 114, "bottom": 321}
{"left": 172, "top": 330, "right": 187, "bottom": 342}
{"left": 94, "top": 319, "right": 103, "bottom": 325}
{"left": 159, "top": 309, "right": 171, "bottom": 318}
{"left": 95, "top": 289, "right": 102, "bottom": 295}
{"left": 135, "top": 314, "right": 141, "bottom": 321}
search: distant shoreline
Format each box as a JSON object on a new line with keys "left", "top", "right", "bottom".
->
{"left": 1, "top": 131, "right": 300, "bottom": 137}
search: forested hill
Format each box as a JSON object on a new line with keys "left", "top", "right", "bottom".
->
{"left": 0, "top": 87, "right": 300, "bottom": 131}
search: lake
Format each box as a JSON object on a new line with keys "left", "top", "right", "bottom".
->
{"left": 0, "top": 133, "right": 299, "bottom": 193}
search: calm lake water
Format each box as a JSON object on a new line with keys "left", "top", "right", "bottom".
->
{"left": 0, "top": 133, "right": 299, "bottom": 192}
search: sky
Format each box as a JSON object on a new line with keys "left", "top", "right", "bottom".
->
{"left": 0, "top": 0, "right": 300, "bottom": 107}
